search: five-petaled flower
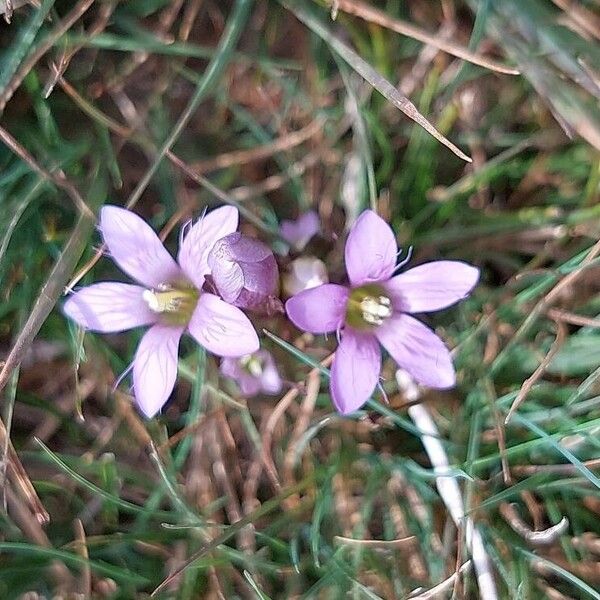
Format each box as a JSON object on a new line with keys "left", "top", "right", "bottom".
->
{"left": 285, "top": 210, "right": 479, "bottom": 415}
{"left": 63, "top": 205, "right": 259, "bottom": 418}
{"left": 220, "top": 350, "right": 282, "bottom": 397}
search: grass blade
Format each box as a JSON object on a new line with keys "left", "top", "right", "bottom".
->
{"left": 280, "top": 0, "right": 472, "bottom": 162}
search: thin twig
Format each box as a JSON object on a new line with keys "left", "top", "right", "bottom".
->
{"left": 505, "top": 322, "right": 567, "bottom": 423}
{"left": 0, "top": 419, "right": 49, "bottom": 524}
{"left": 0, "top": 0, "right": 95, "bottom": 113}
{"left": 44, "top": 1, "right": 118, "bottom": 98}
{"left": 329, "top": 0, "right": 519, "bottom": 74}
{"left": 499, "top": 503, "right": 569, "bottom": 546}
{"left": 281, "top": 0, "right": 472, "bottom": 162}
{"left": 408, "top": 561, "right": 472, "bottom": 600}
{"left": 483, "top": 377, "right": 511, "bottom": 484}
{"left": 493, "top": 238, "right": 600, "bottom": 374}
{"left": 282, "top": 368, "right": 320, "bottom": 492}
{"left": 190, "top": 117, "right": 325, "bottom": 173}
{"left": 7, "top": 487, "right": 74, "bottom": 594}
{"left": 0, "top": 211, "right": 96, "bottom": 394}
{"left": 511, "top": 458, "right": 600, "bottom": 476}
{"left": 72, "top": 519, "right": 91, "bottom": 598}
{"left": 550, "top": 0, "right": 600, "bottom": 41}
{"left": 547, "top": 308, "right": 600, "bottom": 329}
{"left": 334, "top": 535, "right": 415, "bottom": 549}
{"left": 0, "top": 124, "right": 93, "bottom": 217}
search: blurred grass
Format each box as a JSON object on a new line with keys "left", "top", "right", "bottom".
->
{"left": 0, "top": 0, "right": 600, "bottom": 598}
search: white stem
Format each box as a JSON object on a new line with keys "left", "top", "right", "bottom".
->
{"left": 397, "top": 370, "right": 498, "bottom": 600}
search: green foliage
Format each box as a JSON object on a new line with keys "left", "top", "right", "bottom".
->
{"left": 0, "top": 0, "right": 599, "bottom": 598}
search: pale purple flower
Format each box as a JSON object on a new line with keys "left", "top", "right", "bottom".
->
{"left": 283, "top": 256, "right": 329, "bottom": 297}
{"left": 220, "top": 350, "right": 282, "bottom": 396}
{"left": 207, "top": 232, "right": 281, "bottom": 315}
{"left": 285, "top": 210, "right": 479, "bottom": 415}
{"left": 280, "top": 211, "right": 319, "bottom": 251}
{"left": 63, "top": 205, "right": 259, "bottom": 418}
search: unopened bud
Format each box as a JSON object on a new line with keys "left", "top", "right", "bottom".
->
{"left": 208, "top": 232, "right": 282, "bottom": 315}
{"left": 283, "top": 256, "right": 329, "bottom": 297}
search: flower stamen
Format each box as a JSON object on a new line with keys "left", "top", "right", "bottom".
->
{"left": 143, "top": 284, "right": 198, "bottom": 326}
{"left": 360, "top": 295, "right": 392, "bottom": 325}
{"left": 240, "top": 354, "right": 263, "bottom": 377}
{"left": 345, "top": 284, "right": 394, "bottom": 330}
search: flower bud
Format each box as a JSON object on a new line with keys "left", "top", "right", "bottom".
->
{"left": 283, "top": 256, "right": 329, "bottom": 297}
{"left": 208, "top": 232, "right": 282, "bottom": 315}
{"left": 280, "top": 211, "right": 319, "bottom": 251}
{"left": 221, "top": 350, "right": 282, "bottom": 396}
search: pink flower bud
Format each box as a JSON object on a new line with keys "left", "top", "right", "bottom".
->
{"left": 208, "top": 232, "right": 282, "bottom": 315}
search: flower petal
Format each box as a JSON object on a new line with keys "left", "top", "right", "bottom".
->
{"left": 133, "top": 324, "right": 184, "bottom": 418}
{"left": 188, "top": 293, "right": 259, "bottom": 357}
{"left": 209, "top": 254, "right": 244, "bottom": 303}
{"left": 207, "top": 232, "right": 279, "bottom": 307}
{"left": 63, "top": 283, "right": 157, "bottom": 332}
{"left": 178, "top": 206, "right": 239, "bottom": 289}
{"left": 220, "top": 357, "right": 261, "bottom": 396}
{"left": 385, "top": 261, "right": 479, "bottom": 313}
{"left": 285, "top": 284, "right": 349, "bottom": 334}
{"left": 345, "top": 210, "right": 398, "bottom": 286}
{"left": 375, "top": 314, "right": 455, "bottom": 388}
{"left": 261, "top": 365, "right": 282, "bottom": 394}
{"left": 280, "top": 211, "right": 319, "bottom": 250}
{"left": 100, "top": 206, "right": 181, "bottom": 288}
{"left": 330, "top": 329, "right": 381, "bottom": 414}
{"left": 236, "top": 371, "right": 262, "bottom": 396}
{"left": 260, "top": 352, "right": 283, "bottom": 394}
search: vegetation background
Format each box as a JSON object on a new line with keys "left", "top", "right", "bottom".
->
{"left": 1, "top": 0, "right": 600, "bottom": 598}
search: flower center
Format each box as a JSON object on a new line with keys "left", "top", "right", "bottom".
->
{"left": 360, "top": 295, "right": 392, "bottom": 324}
{"left": 143, "top": 284, "right": 199, "bottom": 326}
{"left": 345, "top": 284, "right": 393, "bottom": 330}
{"left": 240, "top": 354, "right": 263, "bottom": 378}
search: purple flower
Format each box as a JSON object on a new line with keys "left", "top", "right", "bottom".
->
{"left": 280, "top": 211, "right": 319, "bottom": 251}
{"left": 285, "top": 210, "right": 479, "bottom": 415}
{"left": 63, "top": 205, "right": 259, "bottom": 418}
{"left": 220, "top": 350, "right": 282, "bottom": 396}
{"left": 207, "top": 232, "right": 282, "bottom": 315}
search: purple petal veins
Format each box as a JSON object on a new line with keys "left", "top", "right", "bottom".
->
{"left": 63, "top": 282, "right": 157, "bottom": 333}
{"left": 345, "top": 210, "right": 398, "bottom": 286}
{"left": 285, "top": 209, "right": 479, "bottom": 415}
{"left": 100, "top": 206, "right": 181, "bottom": 289}
{"left": 330, "top": 330, "right": 381, "bottom": 415}
{"left": 63, "top": 204, "right": 261, "bottom": 418}
{"left": 133, "top": 325, "right": 184, "bottom": 418}
{"left": 178, "top": 205, "right": 239, "bottom": 289}
{"left": 207, "top": 232, "right": 279, "bottom": 314}
{"left": 187, "top": 293, "right": 259, "bottom": 357}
